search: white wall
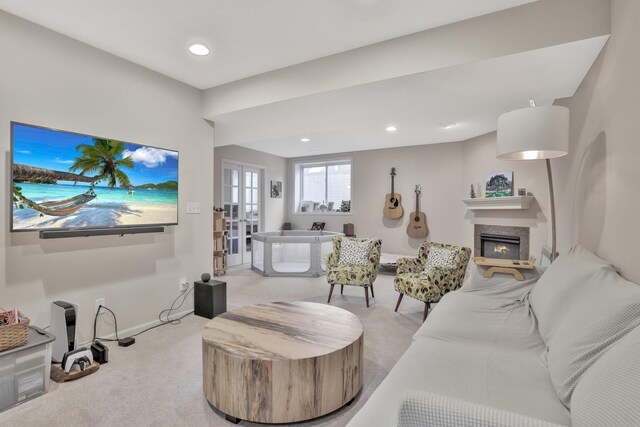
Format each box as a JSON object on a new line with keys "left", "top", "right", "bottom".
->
{"left": 0, "top": 12, "right": 214, "bottom": 342}
{"left": 213, "top": 145, "right": 287, "bottom": 231}
{"left": 286, "top": 134, "right": 549, "bottom": 257}
{"left": 553, "top": 0, "right": 640, "bottom": 283}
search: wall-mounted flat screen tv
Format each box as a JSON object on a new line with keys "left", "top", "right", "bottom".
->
{"left": 11, "top": 122, "right": 179, "bottom": 231}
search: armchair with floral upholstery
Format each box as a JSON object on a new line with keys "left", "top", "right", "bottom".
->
{"left": 394, "top": 242, "right": 471, "bottom": 321}
{"left": 325, "top": 236, "right": 382, "bottom": 307}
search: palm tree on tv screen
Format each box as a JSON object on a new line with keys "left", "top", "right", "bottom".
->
{"left": 70, "top": 138, "right": 133, "bottom": 188}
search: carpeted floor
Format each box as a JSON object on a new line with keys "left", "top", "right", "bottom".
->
{"left": 0, "top": 267, "right": 429, "bottom": 427}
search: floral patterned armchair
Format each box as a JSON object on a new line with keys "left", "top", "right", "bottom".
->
{"left": 325, "top": 236, "right": 382, "bottom": 307}
{"left": 394, "top": 242, "right": 471, "bottom": 321}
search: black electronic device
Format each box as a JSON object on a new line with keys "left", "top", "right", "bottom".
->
{"left": 91, "top": 341, "right": 109, "bottom": 364}
{"left": 118, "top": 337, "right": 135, "bottom": 347}
{"left": 194, "top": 280, "right": 227, "bottom": 319}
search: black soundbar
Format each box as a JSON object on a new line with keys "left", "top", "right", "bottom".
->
{"left": 39, "top": 226, "right": 164, "bottom": 239}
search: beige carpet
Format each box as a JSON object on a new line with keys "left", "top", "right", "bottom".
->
{"left": 0, "top": 267, "right": 428, "bottom": 426}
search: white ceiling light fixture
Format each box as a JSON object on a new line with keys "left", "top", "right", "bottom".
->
{"left": 188, "top": 43, "right": 210, "bottom": 56}
{"left": 385, "top": 126, "right": 397, "bottom": 132}
{"left": 300, "top": 138, "right": 311, "bottom": 142}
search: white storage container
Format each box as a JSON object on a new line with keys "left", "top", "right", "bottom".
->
{"left": 0, "top": 327, "right": 55, "bottom": 413}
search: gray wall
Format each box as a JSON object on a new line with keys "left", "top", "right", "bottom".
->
{"left": 554, "top": 0, "right": 640, "bottom": 282}
{"left": 0, "top": 11, "right": 214, "bottom": 341}
{"left": 286, "top": 133, "right": 550, "bottom": 257}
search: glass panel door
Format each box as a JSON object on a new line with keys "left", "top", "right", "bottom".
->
{"left": 222, "top": 162, "right": 262, "bottom": 267}
{"left": 244, "top": 168, "right": 260, "bottom": 261}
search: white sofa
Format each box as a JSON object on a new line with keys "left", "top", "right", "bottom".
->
{"left": 348, "top": 245, "right": 640, "bottom": 427}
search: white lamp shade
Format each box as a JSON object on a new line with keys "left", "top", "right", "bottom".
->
{"left": 497, "top": 105, "right": 569, "bottom": 160}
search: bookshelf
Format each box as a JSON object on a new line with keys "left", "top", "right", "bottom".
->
{"left": 213, "top": 210, "right": 227, "bottom": 275}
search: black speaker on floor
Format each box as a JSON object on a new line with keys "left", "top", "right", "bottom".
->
{"left": 194, "top": 280, "right": 227, "bottom": 319}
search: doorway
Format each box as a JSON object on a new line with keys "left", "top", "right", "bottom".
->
{"left": 222, "top": 161, "right": 263, "bottom": 266}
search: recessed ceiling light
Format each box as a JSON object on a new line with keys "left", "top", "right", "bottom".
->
{"left": 188, "top": 43, "right": 210, "bottom": 56}
{"left": 300, "top": 138, "right": 310, "bottom": 142}
{"left": 440, "top": 122, "right": 457, "bottom": 130}
{"left": 385, "top": 126, "right": 397, "bottom": 132}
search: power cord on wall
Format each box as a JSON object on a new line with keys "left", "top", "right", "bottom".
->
{"left": 92, "top": 283, "right": 195, "bottom": 346}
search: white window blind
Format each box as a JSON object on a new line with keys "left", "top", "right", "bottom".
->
{"left": 297, "top": 160, "right": 351, "bottom": 212}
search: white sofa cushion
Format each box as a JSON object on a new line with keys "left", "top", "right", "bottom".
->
{"left": 398, "top": 391, "right": 566, "bottom": 427}
{"left": 528, "top": 245, "right": 640, "bottom": 407}
{"left": 347, "top": 273, "right": 571, "bottom": 427}
{"left": 571, "top": 324, "right": 640, "bottom": 427}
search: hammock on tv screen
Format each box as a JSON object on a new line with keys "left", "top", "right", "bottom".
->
{"left": 19, "top": 189, "right": 96, "bottom": 217}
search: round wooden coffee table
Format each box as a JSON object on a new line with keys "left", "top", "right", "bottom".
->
{"left": 202, "top": 301, "right": 364, "bottom": 424}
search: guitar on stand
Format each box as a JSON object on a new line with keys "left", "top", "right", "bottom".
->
{"left": 383, "top": 167, "right": 404, "bottom": 219}
{"left": 407, "top": 185, "right": 428, "bottom": 238}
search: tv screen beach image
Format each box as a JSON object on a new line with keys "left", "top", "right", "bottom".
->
{"left": 11, "top": 123, "right": 178, "bottom": 231}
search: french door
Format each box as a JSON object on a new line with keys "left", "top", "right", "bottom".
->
{"left": 222, "top": 162, "right": 262, "bottom": 267}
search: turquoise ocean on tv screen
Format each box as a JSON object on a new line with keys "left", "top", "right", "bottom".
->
{"left": 18, "top": 182, "right": 178, "bottom": 205}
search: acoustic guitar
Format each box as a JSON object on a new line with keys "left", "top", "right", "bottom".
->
{"left": 407, "top": 185, "right": 428, "bottom": 238}
{"left": 383, "top": 167, "right": 403, "bottom": 219}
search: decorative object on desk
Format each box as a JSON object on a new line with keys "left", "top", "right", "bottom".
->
{"left": 343, "top": 223, "right": 355, "bottom": 237}
{"left": 201, "top": 273, "right": 211, "bottom": 283}
{"left": 383, "top": 167, "right": 404, "bottom": 219}
{"left": 300, "top": 200, "right": 313, "bottom": 213}
{"left": 281, "top": 222, "right": 292, "bottom": 230}
{"left": 310, "top": 222, "right": 326, "bottom": 231}
{"left": 473, "top": 256, "right": 537, "bottom": 281}
{"left": 485, "top": 171, "right": 514, "bottom": 197}
{"left": 0, "top": 307, "right": 29, "bottom": 352}
{"left": 340, "top": 200, "right": 351, "bottom": 212}
{"left": 518, "top": 188, "right": 527, "bottom": 196}
{"left": 406, "top": 185, "right": 428, "bottom": 238}
{"left": 476, "top": 183, "right": 483, "bottom": 198}
{"left": 328, "top": 201, "right": 335, "bottom": 211}
{"left": 270, "top": 180, "right": 282, "bottom": 198}
{"left": 470, "top": 184, "right": 476, "bottom": 199}
{"left": 319, "top": 203, "right": 328, "bottom": 212}
{"left": 497, "top": 100, "right": 569, "bottom": 262}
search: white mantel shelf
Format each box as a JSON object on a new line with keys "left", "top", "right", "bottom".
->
{"left": 462, "top": 196, "right": 535, "bottom": 210}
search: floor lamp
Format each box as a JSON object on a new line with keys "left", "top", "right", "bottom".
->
{"left": 496, "top": 102, "right": 569, "bottom": 262}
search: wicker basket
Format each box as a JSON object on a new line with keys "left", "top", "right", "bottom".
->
{"left": 0, "top": 317, "right": 30, "bottom": 352}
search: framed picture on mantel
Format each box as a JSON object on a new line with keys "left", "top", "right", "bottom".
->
{"left": 485, "top": 171, "right": 513, "bottom": 198}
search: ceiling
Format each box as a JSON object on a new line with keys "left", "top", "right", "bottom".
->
{"left": 213, "top": 36, "right": 609, "bottom": 158}
{"left": 1, "top": 0, "right": 608, "bottom": 159}
{"left": 0, "top": 0, "right": 537, "bottom": 89}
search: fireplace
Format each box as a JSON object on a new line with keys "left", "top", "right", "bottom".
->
{"left": 480, "top": 233, "right": 520, "bottom": 260}
{"left": 474, "top": 225, "right": 530, "bottom": 260}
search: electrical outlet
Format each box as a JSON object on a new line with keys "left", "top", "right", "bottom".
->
{"left": 179, "top": 278, "right": 188, "bottom": 292}
{"left": 95, "top": 298, "right": 106, "bottom": 315}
